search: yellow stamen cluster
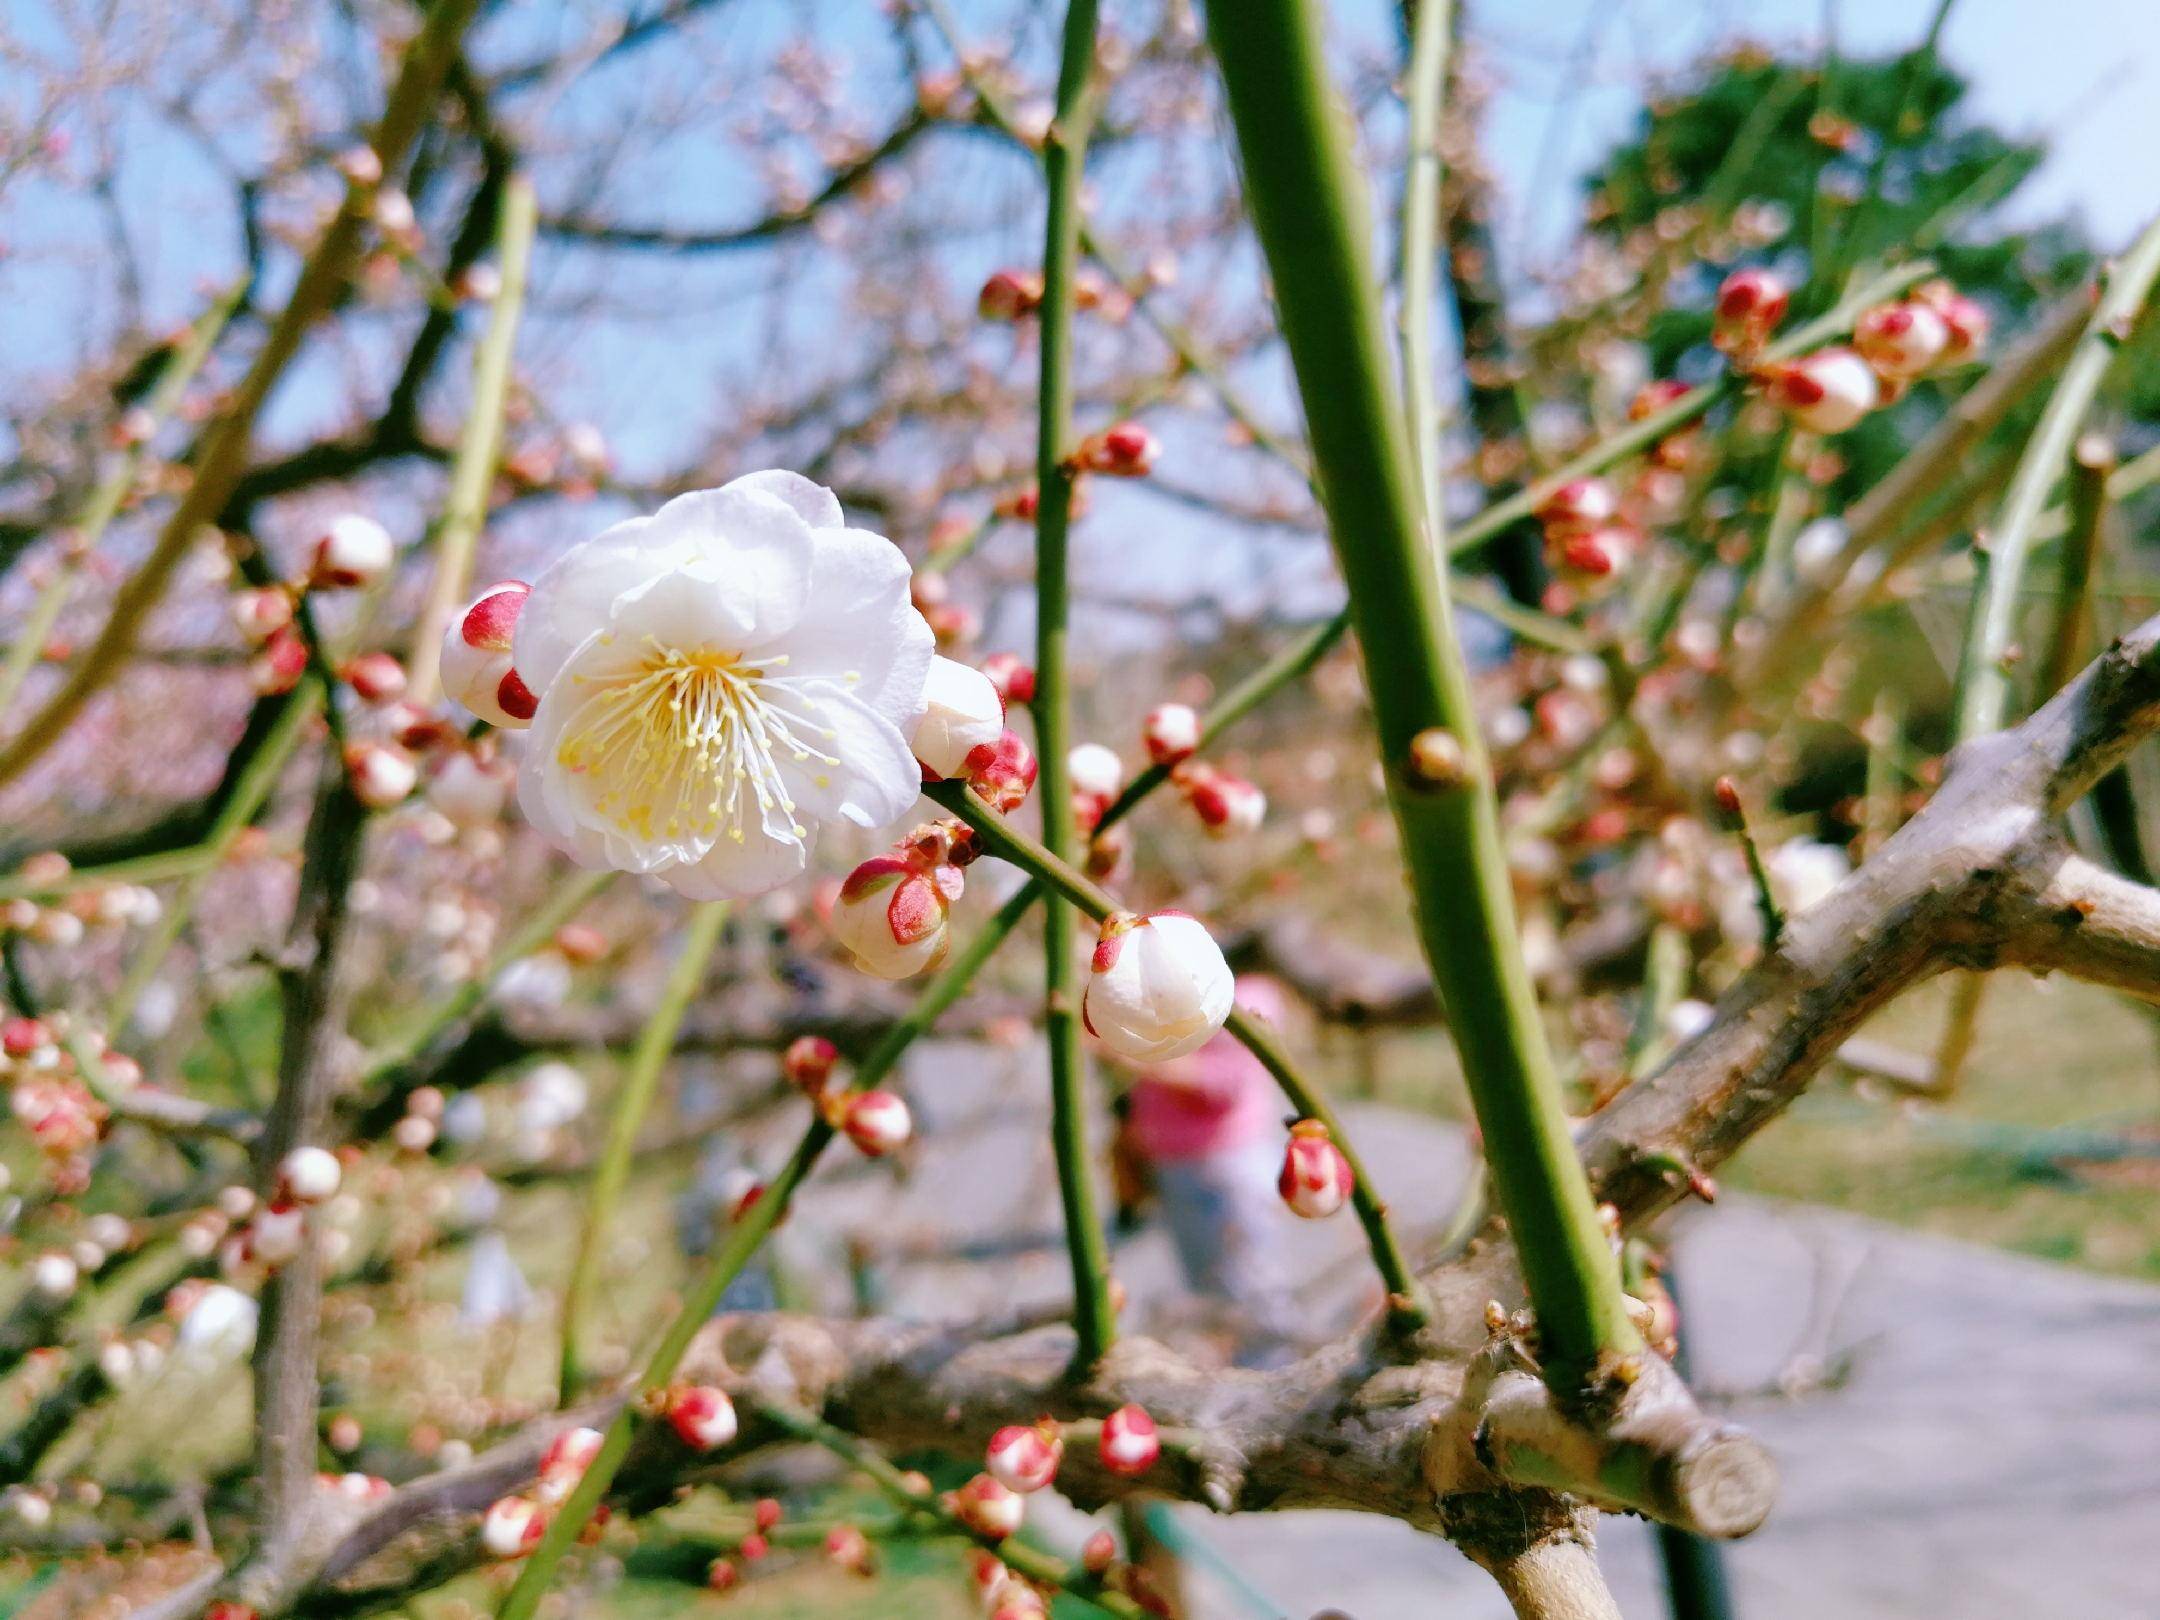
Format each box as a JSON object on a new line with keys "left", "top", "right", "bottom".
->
{"left": 554, "top": 636, "right": 838, "bottom": 846}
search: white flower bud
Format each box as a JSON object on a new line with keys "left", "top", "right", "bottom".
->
{"left": 1082, "top": 912, "right": 1234, "bottom": 1063}
{"left": 1141, "top": 703, "right": 1200, "bottom": 766}
{"left": 840, "top": 1088, "right": 912, "bottom": 1157}
{"left": 344, "top": 742, "right": 418, "bottom": 810}
{"left": 912, "top": 656, "right": 1005, "bottom": 779}
{"left": 1855, "top": 300, "right": 1949, "bottom": 380}
{"left": 277, "top": 1145, "right": 342, "bottom": 1205}
{"left": 426, "top": 750, "right": 511, "bottom": 825}
{"left": 1067, "top": 742, "right": 1124, "bottom": 801}
{"left": 32, "top": 1251, "right": 77, "bottom": 1300}
{"left": 481, "top": 1494, "right": 544, "bottom": 1558}
{"left": 309, "top": 514, "right": 395, "bottom": 589}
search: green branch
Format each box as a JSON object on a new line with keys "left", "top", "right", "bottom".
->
{"left": 559, "top": 900, "right": 727, "bottom": 1397}
{"left": 1954, "top": 213, "right": 2160, "bottom": 739}
{"left": 1204, "top": 0, "right": 1636, "bottom": 1383}
{"left": 1030, "top": 0, "right": 1117, "bottom": 1369}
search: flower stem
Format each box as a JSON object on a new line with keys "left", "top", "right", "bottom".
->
{"left": 406, "top": 173, "right": 538, "bottom": 703}
{"left": 1398, "top": 0, "right": 1454, "bottom": 530}
{"left": 926, "top": 780, "right": 1427, "bottom": 1327}
{"left": 1954, "top": 212, "right": 2160, "bottom": 740}
{"left": 559, "top": 900, "right": 728, "bottom": 1398}
{"left": 1030, "top": 0, "right": 1117, "bottom": 1370}
{"left": 1203, "top": 0, "right": 1638, "bottom": 1384}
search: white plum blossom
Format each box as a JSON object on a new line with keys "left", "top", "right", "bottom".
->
{"left": 513, "top": 472, "right": 935, "bottom": 900}
{"left": 912, "top": 655, "right": 1005, "bottom": 778}
{"left": 1083, "top": 911, "right": 1235, "bottom": 1063}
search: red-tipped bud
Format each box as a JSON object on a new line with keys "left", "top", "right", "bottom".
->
{"left": 832, "top": 855, "right": 961, "bottom": 979}
{"left": 1081, "top": 1529, "right": 1118, "bottom": 1575}
{"left": 915, "top": 656, "right": 1006, "bottom": 779}
{"left": 250, "top": 627, "right": 310, "bottom": 695}
{"left": 1077, "top": 421, "right": 1158, "bottom": 478}
{"left": 1711, "top": 267, "right": 1790, "bottom": 356}
{"left": 1915, "top": 280, "right": 1988, "bottom": 363}
{"left": 1098, "top": 1404, "right": 1160, "bottom": 1477}
{"left": 706, "top": 1557, "right": 741, "bottom": 1591}
{"left": 275, "top": 1145, "right": 341, "bottom": 1205}
{"left": 964, "top": 730, "right": 1038, "bottom": 813}
{"left": 1559, "top": 526, "right": 1635, "bottom": 578}
{"left": 783, "top": 1035, "right": 839, "bottom": 1093}
{"left": 2, "top": 1016, "right": 52, "bottom": 1059}
{"left": 1141, "top": 702, "right": 1201, "bottom": 767}
{"left": 979, "top": 651, "right": 1036, "bottom": 706}
{"left": 985, "top": 1421, "right": 1063, "bottom": 1494}
{"left": 481, "top": 1495, "right": 545, "bottom": 1558}
{"left": 1762, "top": 348, "right": 1879, "bottom": 434}
{"left": 952, "top": 1473, "right": 1025, "bottom": 1539}
{"left": 230, "top": 586, "right": 295, "bottom": 643}
{"left": 537, "top": 1425, "right": 603, "bottom": 1502}
{"left": 344, "top": 741, "right": 418, "bottom": 810}
{"left": 439, "top": 580, "right": 536, "bottom": 730}
{"left": 1855, "top": 301, "right": 1950, "bottom": 381}
{"left": 979, "top": 268, "right": 1044, "bottom": 321}
{"left": 1182, "top": 766, "right": 1265, "bottom": 840}
{"left": 340, "top": 651, "right": 407, "bottom": 705}
{"left": 753, "top": 1497, "right": 782, "bottom": 1532}
{"left": 1535, "top": 477, "right": 1619, "bottom": 539}
{"left": 840, "top": 1088, "right": 913, "bottom": 1158}
{"left": 824, "top": 1522, "right": 873, "bottom": 1574}
{"left": 308, "top": 514, "right": 395, "bottom": 589}
{"left": 1278, "top": 1119, "right": 1354, "bottom": 1218}
{"left": 666, "top": 1384, "right": 740, "bottom": 1450}
{"left": 1085, "top": 912, "right": 1234, "bottom": 1064}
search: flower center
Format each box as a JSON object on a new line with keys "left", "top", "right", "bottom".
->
{"left": 554, "top": 636, "right": 839, "bottom": 847}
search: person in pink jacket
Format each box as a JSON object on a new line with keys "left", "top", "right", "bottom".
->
{"left": 1116, "top": 973, "right": 1296, "bottom": 1363}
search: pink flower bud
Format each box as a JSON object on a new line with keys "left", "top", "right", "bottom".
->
{"left": 832, "top": 855, "right": 960, "bottom": 979}
{"left": 1081, "top": 1529, "right": 1117, "bottom": 1575}
{"left": 231, "top": 586, "right": 294, "bottom": 643}
{"left": 1535, "top": 477, "right": 1619, "bottom": 538}
{"left": 1098, "top": 1404, "right": 1159, "bottom": 1477}
{"left": 914, "top": 656, "right": 1006, "bottom": 779}
{"left": 308, "top": 514, "right": 395, "bottom": 589}
{"left": 705, "top": 1557, "right": 740, "bottom": 1591}
{"left": 1855, "top": 301, "right": 1950, "bottom": 380}
{"left": 952, "top": 1473, "right": 1025, "bottom": 1539}
{"left": 1711, "top": 267, "right": 1790, "bottom": 355}
{"left": 1084, "top": 912, "right": 1234, "bottom": 1063}
{"left": 340, "top": 651, "right": 407, "bottom": 705}
{"left": 276, "top": 1145, "right": 341, "bottom": 1205}
{"left": 206, "top": 1605, "right": 259, "bottom": 1620}
{"left": 247, "top": 1201, "right": 306, "bottom": 1266}
{"left": 753, "top": 1498, "right": 781, "bottom": 1532}
{"left": 386, "top": 701, "right": 460, "bottom": 753}
{"left": 990, "top": 1591, "right": 1049, "bottom": 1620}
{"left": 783, "top": 1035, "right": 839, "bottom": 1092}
{"left": 985, "top": 1421, "right": 1063, "bottom": 1494}
{"left": 1278, "top": 1119, "right": 1354, "bottom": 1218}
{"left": 964, "top": 730, "right": 1038, "bottom": 812}
{"left": 840, "top": 1088, "right": 913, "bottom": 1157}
{"left": 1763, "top": 348, "right": 1879, "bottom": 434}
{"left": 344, "top": 741, "right": 418, "bottom": 810}
{"left": 666, "top": 1384, "right": 739, "bottom": 1450}
{"left": 739, "top": 1532, "right": 770, "bottom": 1561}
{"left": 480, "top": 1494, "right": 545, "bottom": 1558}
{"left": 1077, "top": 421, "right": 1158, "bottom": 477}
{"left": 250, "top": 627, "right": 310, "bottom": 695}
{"left": 2, "top": 1017, "right": 51, "bottom": 1059}
{"left": 968, "top": 1548, "right": 1014, "bottom": 1606}
{"left": 1182, "top": 766, "right": 1265, "bottom": 840}
{"left": 824, "top": 1522, "right": 873, "bottom": 1574}
{"left": 439, "top": 580, "right": 536, "bottom": 730}
{"left": 979, "top": 651, "right": 1036, "bottom": 706}
{"left": 1916, "top": 280, "right": 1988, "bottom": 364}
{"left": 979, "top": 268, "right": 1044, "bottom": 321}
{"left": 1141, "top": 703, "right": 1200, "bottom": 767}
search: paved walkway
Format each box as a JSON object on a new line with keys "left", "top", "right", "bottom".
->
{"left": 796, "top": 1042, "right": 2160, "bottom": 1618}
